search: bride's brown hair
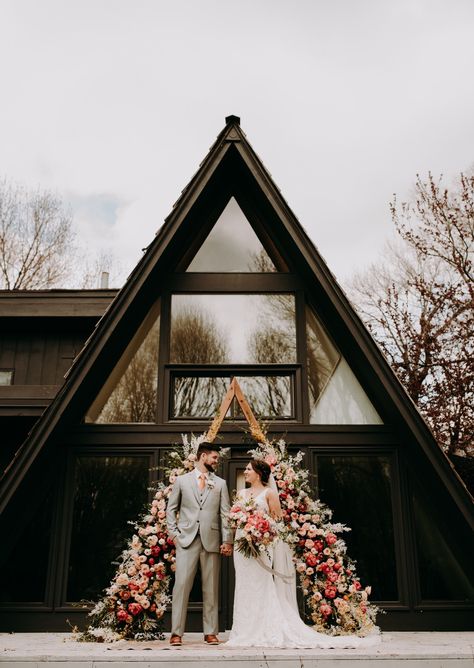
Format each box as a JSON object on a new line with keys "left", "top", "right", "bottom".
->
{"left": 250, "top": 459, "right": 271, "bottom": 484}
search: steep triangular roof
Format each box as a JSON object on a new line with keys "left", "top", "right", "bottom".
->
{"left": 1, "top": 116, "right": 472, "bottom": 527}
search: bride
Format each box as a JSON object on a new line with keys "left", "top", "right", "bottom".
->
{"left": 226, "top": 459, "right": 380, "bottom": 649}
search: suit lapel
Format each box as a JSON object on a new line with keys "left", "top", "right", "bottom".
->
{"left": 189, "top": 471, "right": 201, "bottom": 505}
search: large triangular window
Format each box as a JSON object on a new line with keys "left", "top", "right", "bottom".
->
{"left": 185, "top": 197, "right": 278, "bottom": 272}
{"left": 85, "top": 301, "right": 160, "bottom": 423}
{"left": 306, "top": 306, "right": 383, "bottom": 424}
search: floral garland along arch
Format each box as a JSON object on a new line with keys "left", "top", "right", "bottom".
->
{"left": 79, "top": 379, "right": 379, "bottom": 641}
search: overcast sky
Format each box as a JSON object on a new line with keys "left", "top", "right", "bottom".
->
{"left": 1, "top": 0, "right": 473, "bottom": 287}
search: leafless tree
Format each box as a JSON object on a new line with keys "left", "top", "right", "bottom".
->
{"left": 79, "top": 250, "right": 123, "bottom": 289}
{"left": 97, "top": 322, "right": 159, "bottom": 423}
{"left": 171, "top": 305, "right": 229, "bottom": 417}
{"left": 351, "top": 172, "right": 474, "bottom": 457}
{"left": 0, "top": 178, "right": 75, "bottom": 289}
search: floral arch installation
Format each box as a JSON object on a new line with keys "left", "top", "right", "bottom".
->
{"left": 79, "top": 379, "right": 379, "bottom": 642}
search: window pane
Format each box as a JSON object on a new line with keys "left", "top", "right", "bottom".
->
{"left": 413, "top": 482, "right": 474, "bottom": 601}
{"left": 0, "top": 370, "right": 13, "bottom": 385}
{"left": 170, "top": 294, "right": 296, "bottom": 364}
{"left": 172, "top": 376, "right": 229, "bottom": 418}
{"left": 186, "top": 197, "right": 277, "bottom": 272}
{"left": 171, "top": 375, "right": 293, "bottom": 419}
{"left": 0, "top": 486, "right": 53, "bottom": 602}
{"left": 306, "top": 307, "right": 382, "bottom": 424}
{"left": 235, "top": 376, "right": 292, "bottom": 418}
{"left": 316, "top": 455, "right": 398, "bottom": 601}
{"left": 67, "top": 456, "right": 150, "bottom": 602}
{"left": 85, "top": 301, "right": 160, "bottom": 423}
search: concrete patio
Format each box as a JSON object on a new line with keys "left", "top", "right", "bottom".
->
{"left": 1, "top": 632, "right": 473, "bottom": 668}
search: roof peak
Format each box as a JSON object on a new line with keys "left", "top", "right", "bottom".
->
{"left": 225, "top": 114, "right": 240, "bottom": 126}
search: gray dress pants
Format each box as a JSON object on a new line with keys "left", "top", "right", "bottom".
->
{"left": 171, "top": 534, "right": 220, "bottom": 636}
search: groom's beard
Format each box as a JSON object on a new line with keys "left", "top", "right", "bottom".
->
{"left": 205, "top": 462, "right": 216, "bottom": 472}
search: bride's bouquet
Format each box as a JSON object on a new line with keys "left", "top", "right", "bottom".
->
{"left": 228, "top": 495, "right": 280, "bottom": 559}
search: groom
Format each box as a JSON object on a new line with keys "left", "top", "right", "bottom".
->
{"left": 166, "top": 442, "right": 233, "bottom": 646}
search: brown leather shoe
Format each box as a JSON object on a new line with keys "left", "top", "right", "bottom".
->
{"left": 204, "top": 634, "right": 219, "bottom": 645}
{"left": 170, "top": 634, "right": 182, "bottom": 646}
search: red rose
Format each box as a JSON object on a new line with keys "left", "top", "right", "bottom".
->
{"left": 128, "top": 602, "right": 143, "bottom": 616}
{"left": 353, "top": 580, "right": 362, "bottom": 590}
{"left": 151, "top": 546, "right": 161, "bottom": 556}
{"left": 148, "top": 558, "right": 155, "bottom": 565}
{"left": 117, "top": 609, "right": 128, "bottom": 622}
{"left": 167, "top": 537, "right": 174, "bottom": 545}
{"left": 324, "top": 586, "right": 337, "bottom": 599}
{"left": 306, "top": 553, "right": 318, "bottom": 567}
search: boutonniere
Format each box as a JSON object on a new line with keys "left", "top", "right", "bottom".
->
{"left": 207, "top": 476, "right": 216, "bottom": 490}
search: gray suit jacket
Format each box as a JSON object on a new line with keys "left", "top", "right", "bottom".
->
{"left": 166, "top": 470, "right": 233, "bottom": 552}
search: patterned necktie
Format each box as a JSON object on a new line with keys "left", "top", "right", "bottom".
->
{"left": 198, "top": 473, "right": 206, "bottom": 491}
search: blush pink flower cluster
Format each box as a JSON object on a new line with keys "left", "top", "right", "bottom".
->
{"left": 228, "top": 497, "right": 280, "bottom": 559}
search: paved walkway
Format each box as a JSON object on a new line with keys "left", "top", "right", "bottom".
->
{"left": 1, "top": 632, "right": 473, "bottom": 667}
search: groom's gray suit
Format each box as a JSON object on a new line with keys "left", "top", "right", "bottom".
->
{"left": 166, "top": 469, "right": 232, "bottom": 636}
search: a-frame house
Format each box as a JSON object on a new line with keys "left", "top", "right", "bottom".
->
{"left": 0, "top": 116, "right": 472, "bottom": 632}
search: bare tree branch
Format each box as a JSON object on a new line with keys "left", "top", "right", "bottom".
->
{"left": 350, "top": 173, "right": 474, "bottom": 457}
{"left": 0, "top": 178, "right": 76, "bottom": 289}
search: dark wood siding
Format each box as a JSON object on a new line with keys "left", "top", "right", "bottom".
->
{"left": 0, "top": 321, "right": 93, "bottom": 386}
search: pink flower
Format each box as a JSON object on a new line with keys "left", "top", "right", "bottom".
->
{"left": 117, "top": 609, "right": 128, "bottom": 622}
{"left": 324, "top": 586, "right": 337, "bottom": 599}
{"left": 326, "top": 533, "right": 337, "bottom": 545}
{"left": 306, "top": 553, "right": 318, "bottom": 567}
{"left": 128, "top": 602, "right": 143, "bottom": 616}
{"left": 265, "top": 454, "right": 277, "bottom": 467}
{"left": 320, "top": 603, "right": 332, "bottom": 616}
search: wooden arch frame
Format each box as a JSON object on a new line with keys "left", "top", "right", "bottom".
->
{"left": 205, "top": 377, "right": 266, "bottom": 444}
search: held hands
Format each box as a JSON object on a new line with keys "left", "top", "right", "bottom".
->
{"left": 220, "top": 543, "right": 233, "bottom": 557}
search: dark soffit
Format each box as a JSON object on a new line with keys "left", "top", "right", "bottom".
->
{"left": 0, "top": 117, "right": 472, "bottom": 526}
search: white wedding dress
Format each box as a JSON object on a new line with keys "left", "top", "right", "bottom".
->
{"left": 226, "top": 488, "right": 380, "bottom": 649}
